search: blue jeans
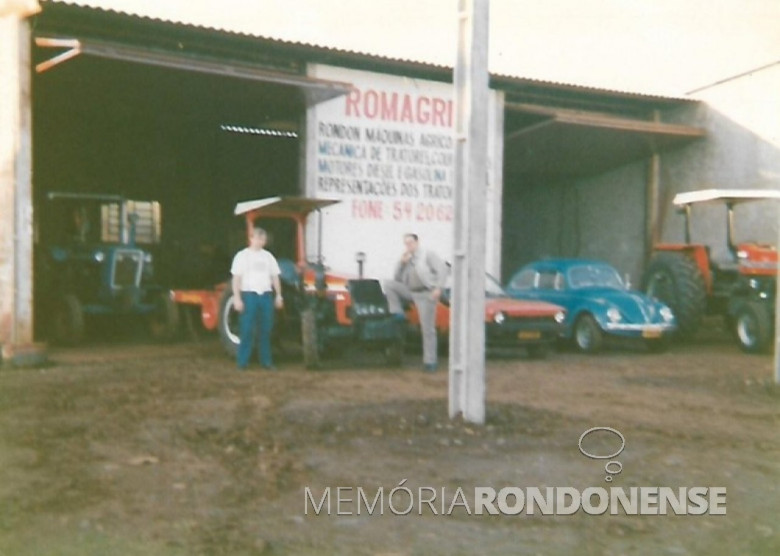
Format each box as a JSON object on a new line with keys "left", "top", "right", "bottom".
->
{"left": 237, "top": 291, "right": 274, "bottom": 368}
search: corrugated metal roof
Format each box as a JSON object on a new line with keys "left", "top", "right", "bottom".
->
{"left": 39, "top": 0, "right": 694, "bottom": 104}
{"left": 491, "top": 72, "right": 692, "bottom": 104}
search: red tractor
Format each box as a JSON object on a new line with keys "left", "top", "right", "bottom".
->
{"left": 643, "top": 189, "right": 780, "bottom": 353}
{"left": 172, "top": 196, "right": 405, "bottom": 367}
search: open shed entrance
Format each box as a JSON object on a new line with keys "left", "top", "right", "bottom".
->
{"left": 33, "top": 52, "right": 346, "bottom": 278}
{"left": 30, "top": 14, "right": 350, "bottom": 339}
{"left": 499, "top": 91, "right": 705, "bottom": 282}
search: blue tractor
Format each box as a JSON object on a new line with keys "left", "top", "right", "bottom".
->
{"left": 36, "top": 192, "right": 178, "bottom": 345}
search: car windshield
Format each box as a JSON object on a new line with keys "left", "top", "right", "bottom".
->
{"left": 485, "top": 274, "right": 506, "bottom": 297}
{"left": 567, "top": 264, "right": 624, "bottom": 289}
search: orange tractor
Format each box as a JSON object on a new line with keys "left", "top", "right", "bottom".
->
{"left": 643, "top": 189, "right": 780, "bottom": 353}
{"left": 172, "top": 196, "right": 405, "bottom": 367}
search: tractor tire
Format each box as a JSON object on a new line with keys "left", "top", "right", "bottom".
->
{"left": 734, "top": 302, "right": 773, "bottom": 354}
{"left": 301, "top": 308, "right": 321, "bottom": 369}
{"left": 148, "top": 291, "right": 179, "bottom": 342}
{"left": 51, "top": 294, "right": 84, "bottom": 346}
{"left": 643, "top": 252, "right": 706, "bottom": 339}
{"left": 573, "top": 314, "right": 604, "bottom": 353}
{"left": 217, "top": 287, "right": 240, "bottom": 358}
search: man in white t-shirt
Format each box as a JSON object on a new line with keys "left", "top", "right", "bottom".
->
{"left": 230, "top": 226, "right": 284, "bottom": 370}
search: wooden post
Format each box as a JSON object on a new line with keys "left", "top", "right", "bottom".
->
{"left": 645, "top": 110, "right": 661, "bottom": 267}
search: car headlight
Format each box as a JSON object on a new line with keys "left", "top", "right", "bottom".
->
{"left": 494, "top": 311, "right": 506, "bottom": 325}
{"left": 554, "top": 311, "right": 566, "bottom": 324}
{"left": 660, "top": 306, "right": 674, "bottom": 322}
{"left": 93, "top": 251, "right": 105, "bottom": 262}
{"left": 607, "top": 307, "right": 622, "bottom": 323}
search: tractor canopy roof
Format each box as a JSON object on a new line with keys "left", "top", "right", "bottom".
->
{"left": 48, "top": 192, "right": 125, "bottom": 203}
{"left": 234, "top": 196, "right": 341, "bottom": 217}
{"left": 673, "top": 189, "right": 780, "bottom": 207}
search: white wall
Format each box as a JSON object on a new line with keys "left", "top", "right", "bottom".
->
{"left": 303, "top": 64, "right": 503, "bottom": 280}
{"left": 660, "top": 63, "right": 780, "bottom": 261}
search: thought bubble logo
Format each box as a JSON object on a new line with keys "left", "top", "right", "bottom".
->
{"left": 578, "top": 427, "right": 625, "bottom": 482}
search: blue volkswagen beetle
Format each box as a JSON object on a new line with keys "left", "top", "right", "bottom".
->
{"left": 505, "top": 259, "right": 677, "bottom": 353}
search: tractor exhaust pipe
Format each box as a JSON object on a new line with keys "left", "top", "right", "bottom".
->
{"left": 355, "top": 251, "right": 366, "bottom": 279}
{"left": 726, "top": 202, "right": 738, "bottom": 258}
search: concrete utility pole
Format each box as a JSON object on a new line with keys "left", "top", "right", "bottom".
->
{"left": 449, "top": 0, "right": 489, "bottom": 424}
{"left": 0, "top": 4, "right": 39, "bottom": 365}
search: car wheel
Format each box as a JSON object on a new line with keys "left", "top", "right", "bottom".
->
{"left": 573, "top": 314, "right": 604, "bottom": 353}
{"left": 734, "top": 302, "right": 772, "bottom": 354}
{"left": 217, "top": 286, "right": 240, "bottom": 358}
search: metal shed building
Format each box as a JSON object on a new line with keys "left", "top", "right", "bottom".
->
{"left": 5, "top": 1, "right": 775, "bottom": 360}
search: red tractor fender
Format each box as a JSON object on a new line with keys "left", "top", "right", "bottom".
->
{"left": 300, "top": 267, "right": 357, "bottom": 326}
{"left": 737, "top": 242, "right": 779, "bottom": 277}
{"left": 652, "top": 244, "right": 713, "bottom": 294}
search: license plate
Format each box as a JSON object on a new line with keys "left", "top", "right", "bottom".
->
{"left": 642, "top": 329, "right": 662, "bottom": 339}
{"left": 518, "top": 330, "right": 542, "bottom": 340}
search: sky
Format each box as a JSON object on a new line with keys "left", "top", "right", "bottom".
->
{"left": 52, "top": 0, "right": 780, "bottom": 96}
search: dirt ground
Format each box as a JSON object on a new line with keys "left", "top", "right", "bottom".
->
{"left": 1, "top": 324, "right": 780, "bottom": 556}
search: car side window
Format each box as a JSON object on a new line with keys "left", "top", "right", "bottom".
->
{"left": 537, "top": 271, "right": 558, "bottom": 290}
{"left": 509, "top": 269, "right": 536, "bottom": 290}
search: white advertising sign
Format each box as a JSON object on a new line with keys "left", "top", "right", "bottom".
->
{"left": 306, "top": 64, "right": 500, "bottom": 281}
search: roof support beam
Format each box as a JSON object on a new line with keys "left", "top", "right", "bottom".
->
{"left": 503, "top": 102, "right": 705, "bottom": 179}
{"left": 505, "top": 101, "right": 705, "bottom": 138}
{"left": 504, "top": 118, "right": 555, "bottom": 142}
{"left": 34, "top": 37, "right": 80, "bottom": 73}
{"left": 34, "top": 36, "right": 353, "bottom": 104}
